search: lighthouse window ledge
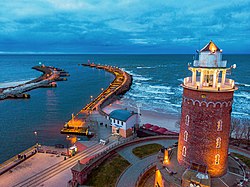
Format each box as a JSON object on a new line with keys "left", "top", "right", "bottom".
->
{"left": 185, "top": 115, "right": 190, "bottom": 126}
{"left": 184, "top": 131, "right": 188, "bottom": 142}
{"left": 217, "top": 120, "right": 222, "bottom": 131}
{"left": 182, "top": 146, "right": 187, "bottom": 157}
{"left": 216, "top": 137, "right": 221, "bottom": 148}
{"left": 215, "top": 154, "right": 220, "bottom": 165}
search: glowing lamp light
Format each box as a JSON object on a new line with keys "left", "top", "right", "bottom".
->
{"left": 209, "top": 42, "right": 217, "bottom": 53}
{"left": 163, "top": 149, "right": 170, "bottom": 164}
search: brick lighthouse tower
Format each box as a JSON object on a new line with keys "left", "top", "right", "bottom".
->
{"left": 177, "top": 41, "right": 237, "bottom": 177}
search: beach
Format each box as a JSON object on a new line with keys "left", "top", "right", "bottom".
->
{"left": 102, "top": 99, "right": 180, "bottom": 132}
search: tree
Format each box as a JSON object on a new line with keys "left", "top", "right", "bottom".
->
{"left": 230, "top": 118, "right": 240, "bottom": 139}
{"left": 242, "top": 118, "right": 250, "bottom": 145}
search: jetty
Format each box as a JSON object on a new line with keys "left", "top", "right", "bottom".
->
{"left": 61, "top": 63, "right": 132, "bottom": 135}
{"left": 0, "top": 65, "right": 69, "bottom": 100}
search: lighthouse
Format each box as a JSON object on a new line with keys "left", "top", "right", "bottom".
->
{"left": 177, "top": 41, "right": 237, "bottom": 177}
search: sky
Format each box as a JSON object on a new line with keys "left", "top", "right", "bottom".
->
{"left": 0, "top": 0, "right": 249, "bottom": 54}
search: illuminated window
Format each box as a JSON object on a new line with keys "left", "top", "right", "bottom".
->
{"left": 215, "top": 154, "right": 220, "bottom": 165}
{"left": 216, "top": 137, "right": 221, "bottom": 148}
{"left": 185, "top": 115, "right": 190, "bottom": 126}
{"left": 184, "top": 131, "right": 188, "bottom": 142}
{"left": 182, "top": 146, "right": 187, "bottom": 157}
{"left": 217, "top": 120, "right": 222, "bottom": 131}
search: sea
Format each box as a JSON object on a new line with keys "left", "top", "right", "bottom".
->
{"left": 0, "top": 54, "right": 249, "bottom": 163}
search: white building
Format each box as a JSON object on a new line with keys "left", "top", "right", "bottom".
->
{"left": 108, "top": 109, "right": 139, "bottom": 138}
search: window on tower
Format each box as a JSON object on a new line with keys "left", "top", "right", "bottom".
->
{"left": 182, "top": 146, "right": 187, "bottom": 157}
{"left": 184, "top": 131, "right": 188, "bottom": 142}
{"left": 216, "top": 137, "right": 221, "bottom": 148}
{"left": 217, "top": 120, "right": 222, "bottom": 131}
{"left": 185, "top": 115, "right": 190, "bottom": 126}
{"left": 215, "top": 154, "right": 220, "bottom": 165}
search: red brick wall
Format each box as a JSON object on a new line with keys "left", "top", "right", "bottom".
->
{"left": 177, "top": 88, "right": 234, "bottom": 177}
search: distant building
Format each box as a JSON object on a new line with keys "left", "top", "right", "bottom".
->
{"left": 108, "top": 109, "right": 139, "bottom": 138}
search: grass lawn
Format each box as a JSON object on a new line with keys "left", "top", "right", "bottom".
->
{"left": 86, "top": 154, "right": 130, "bottom": 187}
{"left": 231, "top": 152, "right": 250, "bottom": 168}
{"left": 132, "top": 143, "right": 162, "bottom": 159}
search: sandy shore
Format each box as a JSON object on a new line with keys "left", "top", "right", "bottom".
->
{"left": 102, "top": 99, "right": 180, "bottom": 132}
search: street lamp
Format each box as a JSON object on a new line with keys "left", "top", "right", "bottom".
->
{"left": 66, "top": 135, "right": 70, "bottom": 156}
{"left": 90, "top": 95, "right": 93, "bottom": 101}
{"left": 101, "top": 88, "right": 104, "bottom": 91}
{"left": 34, "top": 131, "right": 38, "bottom": 147}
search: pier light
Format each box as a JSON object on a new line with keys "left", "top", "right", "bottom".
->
{"left": 66, "top": 135, "right": 70, "bottom": 156}
{"left": 34, "top": 131, "right": 38, "bottom": 146}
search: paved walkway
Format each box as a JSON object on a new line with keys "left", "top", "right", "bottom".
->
{"left": 229, "top": 146, "right": 250, "bottom": 158}
{"left": 117, "top": 155, "right": 157, "bottom": 187}
{"left": 117, "top": 139, "right": 177, "bottom": 187}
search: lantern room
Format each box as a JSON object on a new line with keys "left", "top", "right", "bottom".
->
{"left": 183, "top": 41, "right": 237, "bottom": 92}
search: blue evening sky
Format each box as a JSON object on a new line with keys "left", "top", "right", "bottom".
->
{"left": 0, "top": 0, "right": 249, "bottom": 54}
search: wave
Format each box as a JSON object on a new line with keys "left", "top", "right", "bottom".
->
{"left": 133, "top": 76, "right": 152, "bottom": 81}
{"left": 171, "top": 104, "right": 181, "bottom": 108}
{"left": 235, "top": 82, "right": 250, "bottom": 87}
{"left": 232, "top": 112, "right": 249, "bottom": 116}
{"left": 122, "top": 68, "right": 152, "bottom": 81}
{"left": 234, "top": 92, "right": 250, "bottom": 100}
{"left": 136, "top": 66, "right": 153, "bottom": 69}
{"left": 149, "top": 85, "right": 171, "bottom": 90}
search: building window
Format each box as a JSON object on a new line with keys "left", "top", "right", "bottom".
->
{"left": 184, "top": 131, "right": 188, "bottom": 142}
{"left": 121, "top": 121, "right": 124, "bottom": 126}
{"left": 217, "top": 120, "right": 222, "bottom": 131}
{"left": 185, "top": 115, "right": 189, "bottom": 126}
{"left": 215, "top": 154, "right": 220, "bottom": 165}
{"left": 216, "top": 137, "right": 221, "bottom": 148}
{"left": 118, "top": 120, "right": 120, "bottom": 125}
{"left": 182, "top": 146, "right": 186, "bottom": 157}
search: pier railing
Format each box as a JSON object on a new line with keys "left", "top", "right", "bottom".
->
{"left": 0, "top": 145, "right": 37, "bottom": 175}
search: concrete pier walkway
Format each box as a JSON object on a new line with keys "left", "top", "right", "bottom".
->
{"left": 61, "top": 63, "right": 132, "bottom": 135}
{"left": 0, "top": 65, "right": 67, "bottom": 100}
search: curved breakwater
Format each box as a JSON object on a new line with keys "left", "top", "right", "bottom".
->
{"left": 61, "top": 63, "right": 132, "bottom": 135}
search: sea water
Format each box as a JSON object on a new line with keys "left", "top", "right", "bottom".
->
{"left": 0, "top": 54, "right": 249, "bottom": 163}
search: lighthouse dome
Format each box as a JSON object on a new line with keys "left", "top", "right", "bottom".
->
{"left": 193, "top": 41, "right": 227, "bottom": 68}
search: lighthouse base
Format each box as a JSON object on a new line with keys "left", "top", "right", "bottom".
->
{"left": 152, "top": 146, "right": 247, "bottom": 187}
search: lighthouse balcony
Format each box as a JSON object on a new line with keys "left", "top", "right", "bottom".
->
{"left": 183, "top": 77, "right": 236, "bottom": 92}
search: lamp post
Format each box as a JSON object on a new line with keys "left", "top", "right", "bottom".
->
{"left": 34, "top": 131, "right": 38, "bottom": 147}
{"left": 66, "top": 135, "right": 70, "bottom": 156}
{"left": 101, "top": 88, "right": 104, "bottom": 92}
{"left": 90, "top": 95, "right": 93, "bottom": 101}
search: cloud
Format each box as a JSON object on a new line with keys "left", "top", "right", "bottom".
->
{"left": 0, "top": 0, "right": 249, "bottom": 53}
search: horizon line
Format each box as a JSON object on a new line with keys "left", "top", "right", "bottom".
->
{"left": 0, "top": 52, "right": 249, "bottom": 55}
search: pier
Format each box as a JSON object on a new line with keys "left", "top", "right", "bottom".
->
{"left": 0, "top": 65, "right": 69, "bottom": 100}
{"left": 61, "top": 63, "right": 132, "bottom": 135}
